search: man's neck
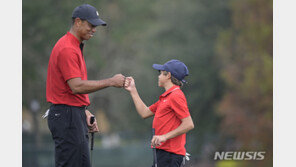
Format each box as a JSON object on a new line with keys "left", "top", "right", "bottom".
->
{"left": 69, "top": 28, "right": 82, "bottom": 43}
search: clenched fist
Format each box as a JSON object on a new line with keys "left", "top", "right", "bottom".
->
{"left": 110, "top": 74, "right": 126, "bottom": 88}
{"left": 124, "top": 77, "right": 136, "bottom": 92}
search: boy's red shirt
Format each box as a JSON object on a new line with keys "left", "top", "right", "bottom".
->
{"left": 149, "top": 85, "right": 191, "bottom": 156}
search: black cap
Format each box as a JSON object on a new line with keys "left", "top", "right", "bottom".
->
{"left": 72, "top": 4, "right": 107, "bottom": 26}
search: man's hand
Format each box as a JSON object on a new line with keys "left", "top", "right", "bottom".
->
{"left": 110, "top": 74, "right": 125, "bottom": 88}
{"left": 85, "top": 110, "right": 99, "bottom": 133}
{"left": 124, "top": 77, "right": 136, "bottom": 92}
{"left": 151, "top": 135, "right": 167, "bottom": 147}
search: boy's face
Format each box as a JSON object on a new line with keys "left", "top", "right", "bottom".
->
{"left": 158, "top": 71, "right": 171, "bottom": 87}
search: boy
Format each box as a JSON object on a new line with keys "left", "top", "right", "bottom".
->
{"left": 125, "top": 59, "right": 194, "bottom": 167}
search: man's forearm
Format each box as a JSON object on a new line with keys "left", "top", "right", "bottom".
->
{"left": 72, "top": 78, "right": 113, "bottom": 94}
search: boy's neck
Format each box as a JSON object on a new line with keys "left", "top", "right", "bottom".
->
{"left": 163, "top": 82, "right": 175, "bottom": 91}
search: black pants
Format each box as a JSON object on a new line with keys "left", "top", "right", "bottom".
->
{"left": 47, "top": 104, "right": 90, "bottom": 167}
{"left": 152, "top": 149, "right": 184, "bottom": 167}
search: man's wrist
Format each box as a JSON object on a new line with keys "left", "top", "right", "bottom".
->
{"left": 85, "top": 110, "right": 92, "bottom": 117}
{"left": 106, "top": 78, "right": 115, "bottom": 87}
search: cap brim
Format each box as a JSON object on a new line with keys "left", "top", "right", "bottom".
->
{"left": 152, "top": 64, "right": 165, "bottom": 71}
{"left": 88, "top": 18, "right": 107, "bottom": 26}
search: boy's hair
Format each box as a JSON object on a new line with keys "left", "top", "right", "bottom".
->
{"left": 162, "top": 71, "right": 183, "bottom": 88}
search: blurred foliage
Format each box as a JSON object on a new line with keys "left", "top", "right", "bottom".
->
{"left": 23, "top": 0, "right": 272, "bottom": 166}
{"left": 216, "top": 0, "right": 272, "bottom": 166}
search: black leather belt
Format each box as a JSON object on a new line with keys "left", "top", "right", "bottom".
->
{"left": 51, "top": 104, "right": 88, "bottom": 110}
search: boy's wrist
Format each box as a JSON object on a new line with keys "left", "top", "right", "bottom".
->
{"left": 130, "top": 88, "right": 138, "bottom": 95}
{"left": 163, "top": 133, "right": 169, "bottom": 140}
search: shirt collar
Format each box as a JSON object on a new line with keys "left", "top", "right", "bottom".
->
{"left": 67, "top": 32, "right": 81, "bottom": 46}
{"left": 160, "top": 85, "right": 180, "bottom": 97}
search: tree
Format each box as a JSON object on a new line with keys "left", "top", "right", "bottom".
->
{"left": 216, "top": 0, "right": 273, "bottom": 166}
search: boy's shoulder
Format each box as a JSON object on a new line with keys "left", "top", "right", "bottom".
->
{"left": 169, "top": 88, "right": 186, "bottom": 99}
{"left": 167, "top": 89, "right": 188, "bottom": 106}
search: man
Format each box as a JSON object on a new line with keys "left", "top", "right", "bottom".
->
{"left": 46, "top": 4, "right": 125, "bottom": 167}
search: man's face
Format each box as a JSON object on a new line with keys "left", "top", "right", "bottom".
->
{"left": 76, "top": 19, "right": 97, "bottom": 41}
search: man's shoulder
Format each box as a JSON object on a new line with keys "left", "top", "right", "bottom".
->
{"left": 55, "top": 34, "right": 68, "bottom": 46}
{"left": 55, "top": 33, "right": 78, "bottom": 48}
{"left": 53, "top": 42, "right": 78, "bottom": 56}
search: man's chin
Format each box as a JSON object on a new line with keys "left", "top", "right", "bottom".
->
{"left": 82, "top": 36, "right": 92, "bottom": 41}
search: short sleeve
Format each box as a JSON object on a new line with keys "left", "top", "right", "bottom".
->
{"left": 57, "top": 48, "right": 82, "bottom": 82}
{"left": 149, "top": 100, "right": 160, "bottom": 114}
{"left": 170, "top": 93, "right": 190, "bottom": 119}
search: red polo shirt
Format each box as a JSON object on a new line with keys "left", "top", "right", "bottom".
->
{"left": 149, "top": 85, "right": 190, "bottom": 156}
{"left": 46, "top": 32, "right": 90, "bottom": 106}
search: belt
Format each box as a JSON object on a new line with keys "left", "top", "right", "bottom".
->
{"left": 50, "top": 104, "right": 88, "bottom": 110}
{"left": 43, "top": 104, "right": 88, "bottom": 119}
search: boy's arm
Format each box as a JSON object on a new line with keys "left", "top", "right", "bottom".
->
{"left": 151, "top": 116, "right": 194, "bottom": 147}
{"left": 130, "top": 89, "right": 154, "bottom": 119}
{"left": 125, "top": 77, "right": 154, "bottom": 119}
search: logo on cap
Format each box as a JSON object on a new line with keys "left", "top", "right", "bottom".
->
{"left": 96, "top": 11, "right": 99, "bottom": 16}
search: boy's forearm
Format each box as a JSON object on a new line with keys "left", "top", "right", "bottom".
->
{"left": 163, "top": 116, "right": 194, "bottom": 140}
{"left": 130, "top": 89, "right": 151, "bottom": 119}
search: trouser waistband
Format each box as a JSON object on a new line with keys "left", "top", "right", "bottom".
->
{"left": 50, "top": 104, "right": 88, "bottom": 110}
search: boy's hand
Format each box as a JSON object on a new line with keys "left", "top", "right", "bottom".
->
{"left": 151, "top": 135, "right": 167, "bottom": 147}
{"left": 85, "top": 110, "right": 99, "bottom": 133}
{"left": 124, "top": 77, "right": 136, "bottom": 92}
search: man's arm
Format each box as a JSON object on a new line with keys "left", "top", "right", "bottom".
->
{"left": 67, "top": 74, "right": 125, "bottom": 94}
{"left": 125, "top": 77, "right": 154, "bottom": 119}
{"left": 151, "top": 116, "right": 194, "bottom": 146}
